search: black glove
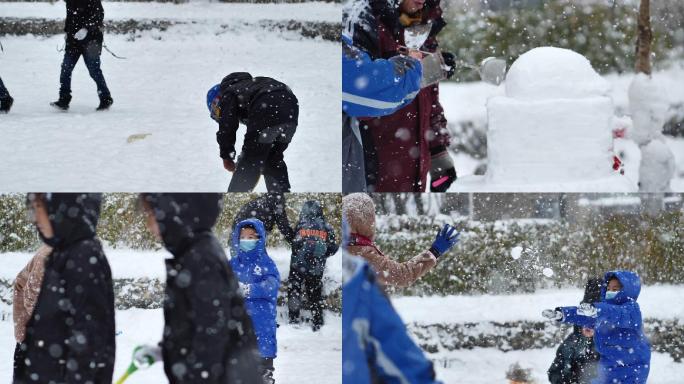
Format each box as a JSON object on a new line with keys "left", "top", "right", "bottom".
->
{"left": 441, "top": 51, "right": 456, "bottom": 79}
{"left": 430, "top": 149, "right": 457, "bottom": 192}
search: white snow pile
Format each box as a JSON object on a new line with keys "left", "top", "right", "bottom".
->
{"left": 504, "top": 47, "right": 610, "bottom": 100}
{"left": 451, "top": 47, "right": 637, "bottom": 192}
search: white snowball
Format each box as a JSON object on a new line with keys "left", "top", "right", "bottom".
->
{"left": 510, "top": 246, "right": 523, "bottom": 260}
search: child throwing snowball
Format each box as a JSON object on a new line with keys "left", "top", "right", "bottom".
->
{"left": 542, "top": 270, "right": 651, "bottom": 384}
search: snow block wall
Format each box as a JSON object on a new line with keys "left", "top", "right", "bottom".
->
{"left": 485, "top": 47, "right": 630, "bottom": 188}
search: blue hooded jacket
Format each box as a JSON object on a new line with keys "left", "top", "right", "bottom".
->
{"left": 230, "top": 218, "right": 280, "bottom": 359}
{"left": 343, "top": 255, "right": 441, "bottom": 384}
{"left": 559, "top": 271, "right": 651, "bottom": 384}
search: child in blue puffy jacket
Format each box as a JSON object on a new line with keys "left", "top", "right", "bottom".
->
{"left": 543, "top": 270, "right": 651, "bottom": 384}
{"left": 230, "top": 218, "right": 280, "bottom": 384}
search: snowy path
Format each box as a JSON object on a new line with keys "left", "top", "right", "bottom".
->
{"left": 0, "top": 306, "right": 341, "bottom": 383}
{"left": 0, "top": 3, "right": 341, "bottom": 191}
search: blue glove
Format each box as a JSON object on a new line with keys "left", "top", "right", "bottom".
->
{"left": 429, "top": 224, "right": 460, "bottom": 258}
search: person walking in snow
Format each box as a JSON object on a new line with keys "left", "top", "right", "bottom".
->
{"left": 138, "top": 193, "right": 263, "bottom": 384}
{"left": 14, "top": 193, "right": 115, "bottom": 384}
{"left": 51, "top": 0, "right": 113, "bottom": 111}
{"left": 547, "top": 278, "right": 601, "bottom": 384}
{"left": 207, "top": 72, "right": 298, "bottom": 192}
{"left": 12, "top": 245, "right": 51, "bottom": 381}
{"left": 344, "top": 0, "right": 457, "bottom": 192}
{"left": 232, "top": 192, "right": 296, "bottom": 247}
{"left": 287, "top": 200, "right": 339, "bottom": 330}
{"left": 230, "top": 218, "right": 280, "bottom": 384}
{"left": 543, "top": 271, "right": 651, "bottom": 384}
{"left": 342, "top": 193, "right": 459, "bottom": 287}
{"left": 0, "top": 76, "right": 13, "bottom": 113}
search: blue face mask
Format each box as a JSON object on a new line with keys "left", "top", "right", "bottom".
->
{"left": 239, "top": 239, "right": 259, "bottom": 252}
{"left": 605, "top": 291, "right": 619, "bottom": 300}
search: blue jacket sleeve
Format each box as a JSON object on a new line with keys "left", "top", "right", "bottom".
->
{"left": 368, "top": 278, "right": 441, "bottom": 384}
{"left": 247, "top": 275, "right": 279, "bottom": 300}
{"left": 342, "top": 39, "right": 422, "bottom": 118}
{"left": 559, "top": 306, "right": 596, "bottom": 328}
{"left": 595, "top": 302, "right": 642, "bottom": 330}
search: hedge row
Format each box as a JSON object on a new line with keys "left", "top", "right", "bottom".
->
{"left": 0, "top": 193, "right": 342, "bottom": 252}
{"left": 409, "top": 318, "right": 684, "bottom": 362}
{"left": 374, "top": 212, "right": 684, "bottom": 295}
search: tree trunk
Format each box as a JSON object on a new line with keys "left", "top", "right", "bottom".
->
{"left": 635, "top": 0, "right": 652, "bottom": 75}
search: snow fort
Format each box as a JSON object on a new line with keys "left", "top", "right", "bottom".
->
{"left": 483, "top": 46, "right": 634, "bottom": 190}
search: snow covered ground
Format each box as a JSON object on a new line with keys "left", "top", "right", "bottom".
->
{"left": 392, "top": 286, "right": 684, "bottom": 383}
{"left": 0, "top": 1, "right": 341, "bottom": 191}
{"left": 0, "top": 246, "right": 342, "bottom": 382}
{"left": 430, "top": 347, "right": 683, "bottom": 384}
{"left": 442, "top": 62, "right": 684, "bottom": 192}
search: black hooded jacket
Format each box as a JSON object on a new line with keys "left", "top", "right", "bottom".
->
{"left": 64, "top": 0, "right": 104, "bottom": 37}
{"left": 215, "top": 72, "right": 297, "bottom": 160}
{"left": 548, "top": 278, "right": 602, "bottom": 384}
{"left": 232, "top": 193, "right": 295, "bottom": 246}
{"left": 15, "top": 193, "right": 115, "bottom": 384}
{"left": 143, "top": 193, "right": 263, "bottom": 384}
{"left": 290, "top": 200, "right": 339, "bottom": 276}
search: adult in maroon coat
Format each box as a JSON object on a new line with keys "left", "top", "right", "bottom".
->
{"left": 345, "top": 0, "right": 456, "bottom": 192}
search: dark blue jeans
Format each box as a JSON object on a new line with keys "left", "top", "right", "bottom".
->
{"left": 59, "top": 35, "right": 110, "bottom": 99}
{"left": 0, "top": 76, "right": 9, "bottom": 99}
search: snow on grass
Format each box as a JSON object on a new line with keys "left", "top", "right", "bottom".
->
{"left": 430, "top": 347, "right": 684, "bottom": 384}
{"left": 391, "top": 285, "right": 684, "bottom": 325}
{"left": 0, "top": 6, "right": 340, "bottom": 191}
{"left": 0, "top": 1, "right": 342, "bottom": 22}
{"left": 0, "top": 246, "right": 341, "bottom": 292}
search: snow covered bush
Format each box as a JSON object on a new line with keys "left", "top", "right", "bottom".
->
{"left": 0, "top": 193, "right": 342, "bottom": 252}
{"left": 375, "top": 211, "right": 684, "bottom": 295}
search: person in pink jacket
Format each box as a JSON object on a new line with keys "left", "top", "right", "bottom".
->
{"left": 342, "top": 193, "right": 459, "bottom": 287}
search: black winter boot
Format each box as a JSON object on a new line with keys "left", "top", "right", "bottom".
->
{"left": 96, "top": 95, "right": 113, "bottom": 111}
{"left": 0, "top": 95, "right": 13, "bottom": 113}
{"left": 50, "top": 95, "right": 71, "bottom": 111}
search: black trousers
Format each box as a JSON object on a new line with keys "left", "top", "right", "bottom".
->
{"left": 228, "top": 91, "right": 298, "bottom": 192}
{"left": 287, "top": 267, "right": 324, "bottom": 327}
{"left": 229, "top": 140, "right": 291, "bottom": 193}
{"left": 59, "top": 32, "right": 110, "bottom": 99}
